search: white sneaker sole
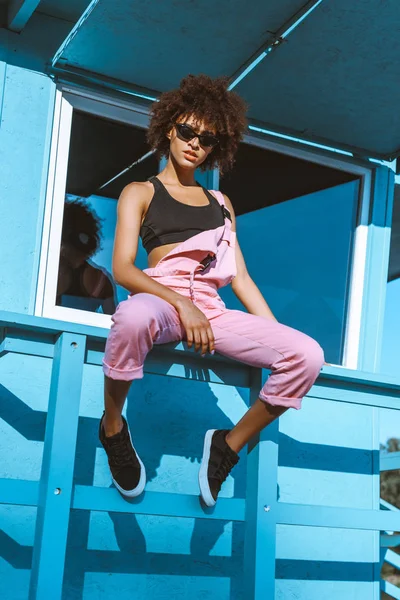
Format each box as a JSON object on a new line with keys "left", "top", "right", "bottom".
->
{"left": 111, "top": 421, "right": 146, "bottom": 498}
{"left": 198, "top": 429, "right": 217, "bottom": 507}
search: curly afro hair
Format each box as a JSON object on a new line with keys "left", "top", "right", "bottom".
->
{"left": 62, "top": 198, "right": 103, "bottom": 258}
{"left": 147, "top": 74, "right": 248, "bottom": 175}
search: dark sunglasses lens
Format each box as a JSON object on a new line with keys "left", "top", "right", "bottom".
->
{"left": 199, "top": 135, "right": 219, "bottom": 148}
{"left": 176, "top": 124, "right": 194, "bottom": 140}
{"left": 176, "top": 123, "right": 219, "bottom": 147}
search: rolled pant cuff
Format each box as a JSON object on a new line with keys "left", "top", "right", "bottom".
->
{"left": 259, "top": 392, "right": 302, "bottom": 410}
{"left": 102, "top": 361, "right": 144, "bottom": 381}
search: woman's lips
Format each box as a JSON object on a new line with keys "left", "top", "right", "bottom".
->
{"left": 183, "top": 151, "right": 197, "bottom": 161}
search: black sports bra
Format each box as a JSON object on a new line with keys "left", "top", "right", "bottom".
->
{"left": 139, "top": 176, "right": 225, "bottom": 254}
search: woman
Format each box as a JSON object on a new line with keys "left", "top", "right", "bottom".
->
{"left": 99, "top": 74, "right": 325, "bottom": 507}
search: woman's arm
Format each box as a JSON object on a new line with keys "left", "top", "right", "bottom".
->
{"left": 223, "top": 193, "right": 278, "bottom": 322}
{"left": 112, "top": 183, "right": 216, "bottom": 355}
{"left": 112, "top": 182, "right": 186, "bottom": 307}
{"left": 232, "top": 242, "right": 278, "bottom": 321}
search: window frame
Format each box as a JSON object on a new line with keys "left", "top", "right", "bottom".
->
{"left": 36, "top": 85, "right": 375, "bottom": 367}
{"left": 35, "top": 86, "right": 154, "bottom": 328}
{"left": 238, "top": 132, "right": 374, "bottom": 370}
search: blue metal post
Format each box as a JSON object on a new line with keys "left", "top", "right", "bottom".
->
{"left": 358, "top": 165, "right": 394, "bottom": 372}
{"left": 244, "top": 368, "right": 279, "bottom": 598}
{"left": 29, "top": 332, "right": 86, "bottom": 600}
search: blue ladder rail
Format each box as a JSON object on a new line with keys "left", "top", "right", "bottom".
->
{"left": 2, "top": 310, "right": 400, "bottom": 599}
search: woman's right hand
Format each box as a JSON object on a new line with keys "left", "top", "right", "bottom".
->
{"left": 175, "top": 298, "right": 215, "bottom": 356}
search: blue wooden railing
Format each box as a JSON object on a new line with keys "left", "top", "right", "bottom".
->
{"left": 1, "top": 310, "right": 400, "bottom": 599}
{"left": 381, "top": 456, "right": 400, "bottom": 598}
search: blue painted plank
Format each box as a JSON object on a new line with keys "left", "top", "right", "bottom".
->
{"left": 29, "top": 332, "right": 86, "bottom": 600}
{"left": 7, "top": 0, "right": 41, "bottom": 33}
{"left": 381, "top": 579, "right": 400, "bottom": 600}
{"left": 72, "top": 485, "right": 246, "bottom": 521}
{"left": 383, "top": 549, "right": 400, "bottom": 571}
{"left": 0, "top": 335, "right": 54, "bottom": 359}
{"left": 0, "top": 310, "right": 109, "bottom": 340}
{"left": 320, "top": 364, "right": 400, "bottom": 389}
{"left": 0, "top": 478, "right": 39, "bottom": 506}
{"left": 244, "top": 368, "right": 278, "bottom": 599}
{"left": 381, "top": 535, "right": 400, "bottom": 548}
{"left": 87, "top": 345, "right": 251, "bottom": 388}
{"left": 380, "top": 451, "right": 400, "bottom": 472}
{"left": 277, "top": 502, "right": 400, "bottom": 531}
{"left": 380, "top": 499, "right": 399, "bottom": 512}
{"left": 308, "top": 382, "right": 400, "bottom": 410}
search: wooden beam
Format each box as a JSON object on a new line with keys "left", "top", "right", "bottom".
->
{"left": 7, "top": 0, "right": 41, "bottom": 33}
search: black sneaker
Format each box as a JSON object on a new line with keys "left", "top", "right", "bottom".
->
{"left": 99, "top": 412, "right": 146, "bottom": 498}
{"left": 199, "top": 429, "right": 239, "bottom": 507}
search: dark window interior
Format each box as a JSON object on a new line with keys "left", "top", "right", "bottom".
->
{"left": 66, "top": 110, "right": 358, "bottom": 214}
{"left": 220, "top": 141, "right": 358, "bottom": 215}
{"left": 66, "top": 110, "right": 158, "bottom": 199}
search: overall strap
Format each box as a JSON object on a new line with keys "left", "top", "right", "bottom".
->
{"left": 211, "top": 190, "right": 232, "bottom": 223}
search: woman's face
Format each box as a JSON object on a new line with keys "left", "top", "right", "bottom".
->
{"left": 167, "top": 114, "right": 217, "bottom": 170}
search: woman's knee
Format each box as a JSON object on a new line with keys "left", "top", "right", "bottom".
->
{"left": 295, "top": 335, "right": 325, "bottom": 377}
{"left": 114, "top": 294, "right": 159, "bottom": 336}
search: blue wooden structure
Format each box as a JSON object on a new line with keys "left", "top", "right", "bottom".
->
{"left": 2, "top": 310, "right": 400, "bottom": 599}
{"left": 1, "top": 1, "right": 400, "bottom": 598}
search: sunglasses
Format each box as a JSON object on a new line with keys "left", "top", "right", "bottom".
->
{"left": 175, "top": 122, "right": 219, "bottom": 148}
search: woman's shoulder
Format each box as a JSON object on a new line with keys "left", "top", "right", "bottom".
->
{"left": 210, "top": 189, "right": 234, "bottom": 210}
{"left": 118, "top": 180, "right": 155, "bottom": 211}
{"left": 212, "top": 191, "right": 235, "bottom": 226}
{"left": 120, "top": 179, "right": 154, "bottom": 198}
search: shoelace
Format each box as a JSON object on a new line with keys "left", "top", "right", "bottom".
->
{"left": 107, "top": 433, "right": 138, "bottom": 470}
{"left": 212, "top": 452, "right": 236, "bottom": 492}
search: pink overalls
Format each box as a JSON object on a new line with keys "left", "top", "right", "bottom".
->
{"left": 103, "top": 191, "right": 324, "bottom": 409}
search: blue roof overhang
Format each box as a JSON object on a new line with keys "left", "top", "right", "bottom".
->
{"left": 47, "top": 0, "right": 400, "bottom": 160}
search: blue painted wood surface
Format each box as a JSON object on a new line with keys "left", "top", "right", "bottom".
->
{"left": 29, "top": 332, "right": 85, "bottom": 599}
{"left": 358, "top": 166, "right": 395, "bottom": 372}
{"left": 0, "top": 311, "right": 398, "bottom": 598}
{"left": 7, "top": 0, "right": 41, "bottom": 32}
{"left": 0, "top": 64, "right": 56, "bottom": 315}
{"left": 244, "top": 368, "right": 279, "bottom": 599}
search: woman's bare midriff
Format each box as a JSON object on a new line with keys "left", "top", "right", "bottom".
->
{"left": 147, "top": 242, "right": 182, "bottom": 268}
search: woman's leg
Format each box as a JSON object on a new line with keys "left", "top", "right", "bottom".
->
{"left": 103, "top": 378, "right": 132, "bottom": 436}
{"left": 211, "top": 309, "right": 325, "bottom": 451}
{"left": 226, "top": 399, "right": 287, "bottom": 452}
{"left": 198, "top": 309, "right": 324, "bottom": 506}
{"left": 100, "top": 293, "right": 184, "bottom": 497}
{"left": 102, "top": 292, "right": 184, "bottom": 435}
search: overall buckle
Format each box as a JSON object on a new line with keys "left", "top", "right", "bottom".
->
{"left": 199, "top": 253, "right": 216, "bottom": 271}
{"left": 221, "top": 205, "right": 232, "bottom": 222}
